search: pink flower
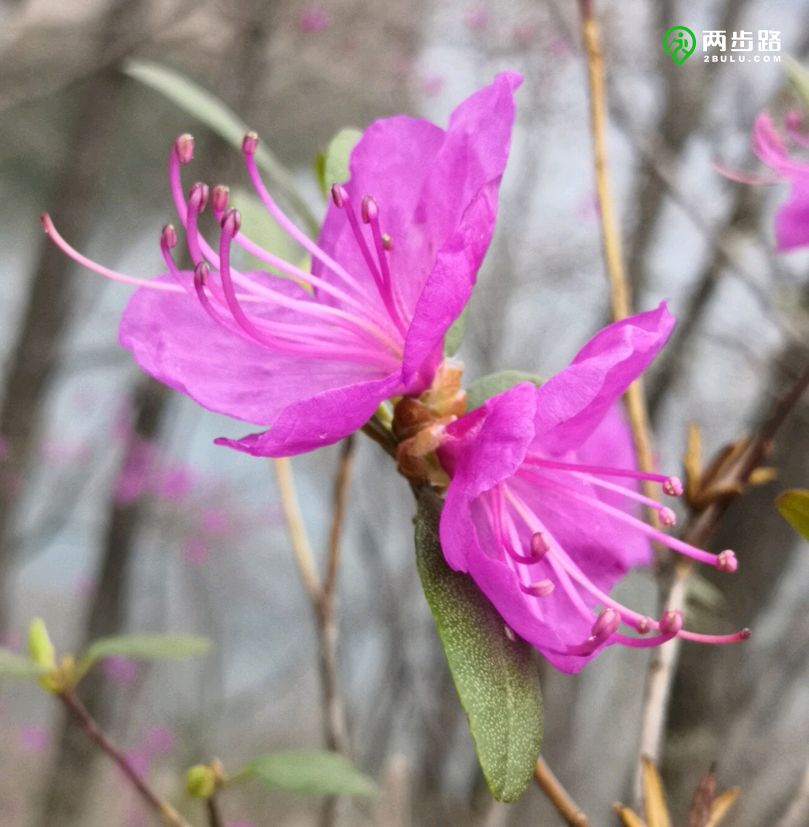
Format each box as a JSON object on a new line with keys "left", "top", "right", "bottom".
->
{"left": 143, "top": 726, "right": 175, "bottom": 755}
{"left": 748, "top": 112, "right": 809, "bottom": 250}
{"left": 18, "top": 725, "right": 50, "bottom": 754}
{"left": 44, "top": 73, "right": 521, "bottom": 457}
{"left": 182, "top": 537, "right": 209, "bottom": 566}
{"left": 438, "top": 304, "right": 749, "bottom": 673}
{"left": 102, "top": 656, "right": 139, "bottom": 685}
{"left": 297, "top": 5, "right": 329, "bottom": 33}
{"left": 465, "top": 5, "right": 489, "bottom": 31}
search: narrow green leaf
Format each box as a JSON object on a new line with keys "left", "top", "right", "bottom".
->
{"left": 0, "top": 648, "right": 41, "bottom": 679}
{"left": 82, "top": 634, "right": 212, "bottom": 666}
{"left": 785, "top": 56, "right": 809, "bottom": 113}
{"left": 465, "top": 371, "right": 542, "bottom": 411}
{"left": 414, "top": 490, "right": 542, "bottom": 803}
{"left": 444, "top": 303, "right": 470, "bottom": 357}
{"left": 776, "top": 488, "right": 809, "bottom": 540}
{"left": 123, "top": 60, "right": 318, "bottom": 233}
{"left": 317, "top": 128, "right": 362, "bottom": 196}
{"left": 241, "top": 751, "right": 377, "bottom": 797}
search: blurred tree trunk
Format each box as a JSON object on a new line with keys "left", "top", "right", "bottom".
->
{"left": 34, "top": 5, "right": 278, "bottom": 825}
{"left": 0, "top": 0, "right": 142, "bottom": 632}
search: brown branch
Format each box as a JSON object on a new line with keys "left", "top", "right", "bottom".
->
{"left": 577, "top": 0, "right": 658, "bottom": 517}
{"left": 58, "top": 690, "right": 193, "bottom": 827}
{"left": 205, "top": 797, "right": 224, "bottom": 827}
{"left": 637, "top": 359, "right": 809, "bottom": 776}
{"left": 273, "top": 458, "right": 321, "bottom": 603}
{"left": 533, "top": 757, "right": 589, "bottom": 827}
{"left": 274, "top": 438, "right": 357, "bottom": 827}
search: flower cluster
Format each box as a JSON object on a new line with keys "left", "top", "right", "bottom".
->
{"left": 43, "top": 74, "right": 748, "bottom": 672}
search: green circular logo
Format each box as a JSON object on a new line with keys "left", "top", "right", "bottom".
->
{"left": 663, "top": 26, "right": 697, "bottom": 64}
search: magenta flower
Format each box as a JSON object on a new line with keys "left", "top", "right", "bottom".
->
{"left": 438, "top": 304, "right": 748, "bottom": 673}
{"left": 43, "top": 73, "right": 521, "bottom": 457}
{"left": 746, "top": 112, "right": 809, "bottom": 250}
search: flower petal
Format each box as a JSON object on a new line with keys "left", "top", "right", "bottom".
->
{"left": 314, "top": 72, "right": 521, "bottom": 333}
{"left": 532, "top": 302, "right": 675, "bottom": 455}
{"left": 775, "top": 173, "right": 809, "bottom": 250}
{"left": 119, "top": 274, "right": 393, "bottom": 427}
{"left": 215, "top": 371, "right": 402, "bottom": 457}
{"left": 401, "top": 180, "right": 497, "bottom": 387}
{"left": 439, "top": 382, "right": 537, "bottom": 570}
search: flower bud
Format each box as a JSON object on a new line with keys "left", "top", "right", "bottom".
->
{"left": 186, "top": 764, "right": 217, "bottom": 799}
{"left": 28, "top": 618, "right": 56, "bottom": 671}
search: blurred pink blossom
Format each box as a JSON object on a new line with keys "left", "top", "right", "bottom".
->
{"left": 298, "top": 5, "right": 329, "bottom": 33}
{"left": 465, "top": 5, "right": 488, "bottom": 30}
{"left": 201, "top": 507, "right": 230, "bottom": 536}
{"left": 420, "top": 73, "right": 445, "bottom": 97}
{"left": 182, "top": 537, "right": 210, "bottom": 567}
{"left": 18, "top": 725, "right": 50, "bottom": 754}
{"left": 143, "top": 726, "right": 175, "bottom": 755}
{"left": 102, "top": 656, "right": 139, "bottom": 685}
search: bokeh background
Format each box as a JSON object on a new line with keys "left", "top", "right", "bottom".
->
{"left": 1, "top": 0, "right": 808, "bottom": 824}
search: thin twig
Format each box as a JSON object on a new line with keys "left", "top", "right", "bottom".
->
{"left": 205, "top": 797, "right": 224, "bottom": 827}
{"left": 577, "top": 0, "right": 658, "bottom": 514}
{"left": 273, "top": 458, "right": 321, "bottom": 603}
{"left": 637, "top": 360, "right": 809, "bottom": 779}
{"left": 273, "top": 441, "right": 356, "bottom": 827}
{"left": 323, "top": 435, "right": 356, "bottom": 605}
{"left": 58, "top": 690, "right": 193, "bottom": 827}
{"left": 533, "top": 757, "right": 589, "bottom": 826}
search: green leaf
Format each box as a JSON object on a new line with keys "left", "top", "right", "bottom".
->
{"left": 465, "top": 371, "right": 542, "bottom": 411}
{"left": 414, "top": 490, "right": 543, "bottom": 803}
{"left": 0, "top": 648, "right": 41, "bottom": 679}
{"left": 317, "top": 128, "right": 362, "bottom": 196}
{"left": 444, "top": 304, "right": 470, "bottom": 357}
{"left": 785, "top": 57, "right": 809, "bottom": 114}
{"left": 240, "top": 751, "right": 377, "bottom": 798}
{"left": 123, "top": 60, "right": 318, "bottom": 233}
{"left": 82, "top": 634, "right": 212, "bottom": 666}
{"left": 776, "top": 488, "right": 809, "bottom": 541}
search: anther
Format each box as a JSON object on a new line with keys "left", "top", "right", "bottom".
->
{"left": 193, "top": 261, "right": 210, "bottom": 285}
{"left": 591, "top": 608, "right": 620, "bottom": 639}
{"left": 221, "top": 208, "right": 242, "bottom": 237}
{"left": 361, "top": 195, "right": 378, "bottom": 224}
{"left": 331, "top": 184, "right": 348, "bottom": 208}
{"left": 663, "top": 476, "right": 684, "bottom": 497}
{"left": 659, "top": 507, "right": 677, "bottom": 527}
{"left": 659, "top": 609, "right": 683, "bottom": 635}
{"left": 242, "top": 131, "right": 259, "bottom": 155}
{"left": 530, "top": 531, "right": 550, "bottom": 559}
{"left": 716, "top": 550, "right": 738, "bottom": 574}
{"left": 174, "top": 134, "right": 195, "bottom": 165}
{"left": 189, "top": 182, "right": 209, "bottom": 213}
{"left": 520, "top": 579, "right": 555, "bottom": 598}
{"left": 161, "top": 224, "right": 177, "bottom": 249}
{"left": 211, "top": 185, "right": 229, "bottom": 214}
{"left": 382, "top": 233, "right": 393, "bottom": 251}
